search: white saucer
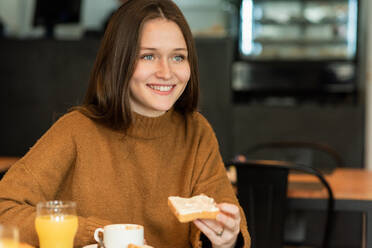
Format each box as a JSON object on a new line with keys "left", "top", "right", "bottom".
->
{"left": 83, "top": 244, "right": 97, "bottom": 248}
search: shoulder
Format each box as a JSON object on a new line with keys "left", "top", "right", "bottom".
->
{"left": 49, "top": 110, "right": 101, "bottom": 135}
{"left": 53, "top": 110, "right": 93, "bottom": 128}
{"left": 185, "top": 111, "right": 216, "bottom": 139}
{"left": 189, "top": 111, "right": 213, "bottom": 129}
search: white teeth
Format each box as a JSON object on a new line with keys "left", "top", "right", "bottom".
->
{"left": 149, "top": 85, "right": 173, "bottom": 92}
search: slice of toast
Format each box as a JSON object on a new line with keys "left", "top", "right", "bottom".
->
{"left": 19, "top": 243, "right": 35, "bottom": 248}
{"left": 127, "top": 244, "right": 153, "bottom": 248}
{"left": 168, "top": 194, "right": 220, "bottom": 223}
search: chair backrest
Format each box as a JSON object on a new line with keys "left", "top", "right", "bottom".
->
{"left": 229, "top": 159, "right": 334, "bottom": 248}
{"left": 232, "top": 160, "right": 290, "bottom": 248}
{"left": 243, "top": 141, "right": 344, "bottom": 173}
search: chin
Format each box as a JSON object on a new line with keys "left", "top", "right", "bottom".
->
{"left": 155, "top": 106, "right": 172, "bottom": 113}
{"left": 153, "top": 102, "right": 175, "bottom": 112}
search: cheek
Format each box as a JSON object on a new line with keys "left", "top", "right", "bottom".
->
{"left": 131, "top": 62, "right": 155, "bottom": 84}
{"left": 129, "top": 67, "right": 140, "bottom": 87}
{"left": 178, "top": 64, "right": 191, "bottom": 84}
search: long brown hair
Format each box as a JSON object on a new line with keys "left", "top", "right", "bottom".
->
{"left": 74, "top": 0, "right": 199, "bottom": 131}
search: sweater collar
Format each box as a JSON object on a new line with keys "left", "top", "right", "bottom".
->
{"left": 126, "top": 109, "right": 176, "bottom": 139}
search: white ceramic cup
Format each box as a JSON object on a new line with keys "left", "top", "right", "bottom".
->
{"left": 94, "top": 224, "right": 144, "bottom": 248}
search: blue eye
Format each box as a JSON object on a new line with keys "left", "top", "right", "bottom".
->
{"left": 142, "top": 54, "right": 154, "bottom": 61}
{"left": 173, "top": 55, "right": 185, "bottom": 62}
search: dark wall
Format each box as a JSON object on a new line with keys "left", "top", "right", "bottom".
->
{"left": 233, "top": 104, "right": 364, "bottom": 167}
{"left": 195, "top": 38, "right": 234, "bottom": 161}
{"left": 0, "top": 39, "right": 98, "bottom": 156}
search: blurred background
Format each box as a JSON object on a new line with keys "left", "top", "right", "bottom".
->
{"left": 0, "top": 0, "right": 371, "bottom": 247}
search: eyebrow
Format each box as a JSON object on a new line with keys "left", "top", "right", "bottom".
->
{"left": 140, "top": 47, "right": 187, "bottom": 51}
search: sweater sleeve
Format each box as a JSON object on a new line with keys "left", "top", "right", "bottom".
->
{"left": 0, "top": 113, "right": 111, "bottom": 247}
{"left": 189, "top": 114, "right": 251, "bottom": 248}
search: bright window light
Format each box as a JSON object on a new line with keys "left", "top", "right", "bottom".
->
{"left": 240, "top": 0, "right": 253, "bottom": 56}
{"left": 347, "top": 0, "right": 358, "bottom": 58}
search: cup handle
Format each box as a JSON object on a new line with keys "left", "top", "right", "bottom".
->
{"left": 94, "top": 228, "right": 104, "bottom": 244}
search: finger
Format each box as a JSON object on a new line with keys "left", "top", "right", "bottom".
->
{"left": 217, "top": 203, "right": 240, "bottom": 218}
{"left": 216, "top": 212, "right": 239, "bottom": 231}
{"left": 193, "top": 219, "right": 222, "bottom": 243}
{"left": 194, "top": 219, "right": 238, "bottom": 248}
{"left": 198, "top": 219, "right": 224, "bottom": 234}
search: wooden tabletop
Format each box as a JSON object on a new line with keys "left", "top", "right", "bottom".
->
{"left": 288, "top": 168, "right": 372, "bottom": 201}
{"left": 0, "top": 157, "right": 19, "bottom": 172}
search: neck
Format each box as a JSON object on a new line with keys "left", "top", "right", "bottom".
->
{"left": 126, "top": 109, "right": 176, "bottom": 139}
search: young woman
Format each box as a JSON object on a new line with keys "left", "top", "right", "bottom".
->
{"left": 0, "top": 0, "right": 250, "bottom": 247}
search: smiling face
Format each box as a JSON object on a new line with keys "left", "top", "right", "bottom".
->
{"left": 128, "top": 18, "right": 191, "bottom": 117}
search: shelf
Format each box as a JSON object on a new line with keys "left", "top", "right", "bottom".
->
{"left": 253, "top": 38, "right": 348, "bottom": 45}
{"left": 254, "top": 18, "right": 348, "bottom": 25}
{"left": 236, "top": 58, "right": 356, "bottom": 63}
{"left": 254, "top": 0, "right": 349, "bottom": 3}
{"left": 232, "top": 90, "right": 357, "bottom": 106}
{"left": 240, "top": 57, "right": 354, "bottom": 62}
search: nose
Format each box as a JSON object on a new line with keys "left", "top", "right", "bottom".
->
{"left": 156, "top": 59, "right": 172, "bottom": 80}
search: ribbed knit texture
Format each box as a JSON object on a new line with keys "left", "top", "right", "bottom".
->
{"left": 0, "top": 110, "right": 250, "bottom": 248}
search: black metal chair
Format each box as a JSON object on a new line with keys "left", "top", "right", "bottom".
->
{"left": 227, "top": 159, "right": 334, "bottom": 248}
{"left": 242, "top": 141, "right": 344, "bottom": 174}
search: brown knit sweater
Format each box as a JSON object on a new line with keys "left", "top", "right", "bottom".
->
{"left": 0, "top": 109, "right": 250, "bottom": 248}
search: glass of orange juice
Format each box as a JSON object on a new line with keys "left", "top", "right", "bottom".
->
{"left": 35, "top": 201, "right": 78, "bottom": 248}
{"left": 0, "top": 225, "right": 19, "bottom": 248}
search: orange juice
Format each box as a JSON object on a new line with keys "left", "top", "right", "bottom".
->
{"left": 0, "top": 238, "right": 18, "bottom": 248}
{"left": 35, "top": 215, "right": 78, "bottom": 248}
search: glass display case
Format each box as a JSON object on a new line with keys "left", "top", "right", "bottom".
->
{"left": 238, "top": 0, "right": 358, "bottom": 60}
{"left": 232, "top": 0, "right": 360, "bottom": 103}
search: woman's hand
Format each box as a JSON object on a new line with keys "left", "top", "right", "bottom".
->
{"left": 193, "top": 203, "right": 241, "bottom": 248}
